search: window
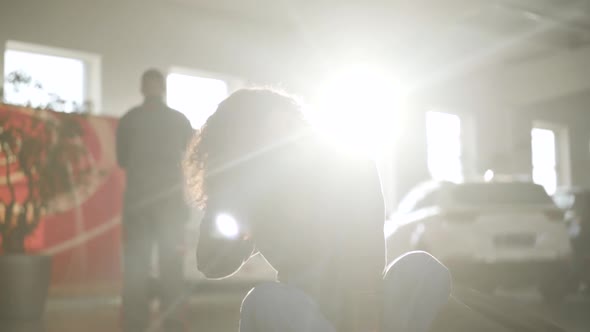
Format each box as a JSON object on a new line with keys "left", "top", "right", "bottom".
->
{"left": 531, "top": 127, "right": 557, "bottom": 195}
{"left": 426, "top": 111, "right": 462, "bottom": 183}
{"left": 166, "top": 69, "right": 230, "bottom": 128}
{"left": 3, "top": 41, "right": 101, "bottom": 112}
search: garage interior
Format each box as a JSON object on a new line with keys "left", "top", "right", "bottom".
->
{"left": 1, "top": 0, "right": 590, "bottom": 332}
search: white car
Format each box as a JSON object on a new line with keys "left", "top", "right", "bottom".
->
{"left": 385, "top": 180, "right": 572, "bottom": 299}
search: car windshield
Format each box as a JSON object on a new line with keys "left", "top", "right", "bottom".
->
{"left": 449, "top": 183, "right": 553, "bottom": 206}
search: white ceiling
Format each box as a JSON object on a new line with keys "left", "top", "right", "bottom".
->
{"left": 163, "top": 0, "right": 590, "bottom": 67}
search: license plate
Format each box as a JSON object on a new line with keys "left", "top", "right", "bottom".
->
{"left": 494, "top": 234, "right": 536, "bottom": 248}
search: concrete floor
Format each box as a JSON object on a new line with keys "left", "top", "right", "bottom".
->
{"left": 2, "top": 284, "right": 589, "bottom": 332}
{"left": 494, "top": 289, "right": 590, "bottom": 332}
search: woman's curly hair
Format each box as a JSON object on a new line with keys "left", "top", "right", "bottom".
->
{"left": 184, "top": 88, "right": 310, "bottom": 209}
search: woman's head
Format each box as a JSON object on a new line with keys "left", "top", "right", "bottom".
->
{"left": 184, "top": 88, "right": 311, "bottom": 211}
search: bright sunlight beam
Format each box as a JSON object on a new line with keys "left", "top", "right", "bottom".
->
{"left": 310, "top": 64, "right": 398, "bottom": 157}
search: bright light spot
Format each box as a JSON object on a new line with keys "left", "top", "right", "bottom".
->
{"left": 484, "top": 169, "right": 494, "bottom": 182}
{"left": 311, "top": 64, "right": 398, "bottom": 156}
{"left": 215, "top": 213, "right": 240, "bottom": 239}
{"left": 166, "top": 72, "right": 228, "bottom": 128}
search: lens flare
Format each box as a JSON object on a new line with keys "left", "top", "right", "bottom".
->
{"left": 311, "top": 64, "right": 398, "bottom": 157}
{"left": 215, "top": 213, "right": 240, "bottom": 239}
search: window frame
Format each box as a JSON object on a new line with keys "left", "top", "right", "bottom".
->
{"left": 4, "top": 40, "right": 102, "bottom": 113}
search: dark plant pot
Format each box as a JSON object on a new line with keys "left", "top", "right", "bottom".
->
{"left": 0, "top": 254, "right": 52, "bottom": 320}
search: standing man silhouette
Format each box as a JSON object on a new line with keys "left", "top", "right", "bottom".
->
{"left": 116, "top": 69, "right": 193, "bottom": 332}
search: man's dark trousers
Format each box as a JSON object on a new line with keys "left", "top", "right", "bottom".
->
{"left": 121, "top": 203, "right": 186, "bottom": 332}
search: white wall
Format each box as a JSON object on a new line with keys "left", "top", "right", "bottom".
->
{"left": 0, "top": 0, "right": 310, "bottom": 116}
{"left": 410, "top": 43, "right": 590, "bottom": 114}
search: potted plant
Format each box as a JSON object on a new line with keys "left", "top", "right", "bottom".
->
{"left": 0, "top": 71, "right": 93, "bottom": 320}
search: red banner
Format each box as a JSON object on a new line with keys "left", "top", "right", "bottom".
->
{"left": 0, "top": 104, "right": 124, "bottom": 286}
{"left": 0, "top": 104, "right": 279, "bottom": 291}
